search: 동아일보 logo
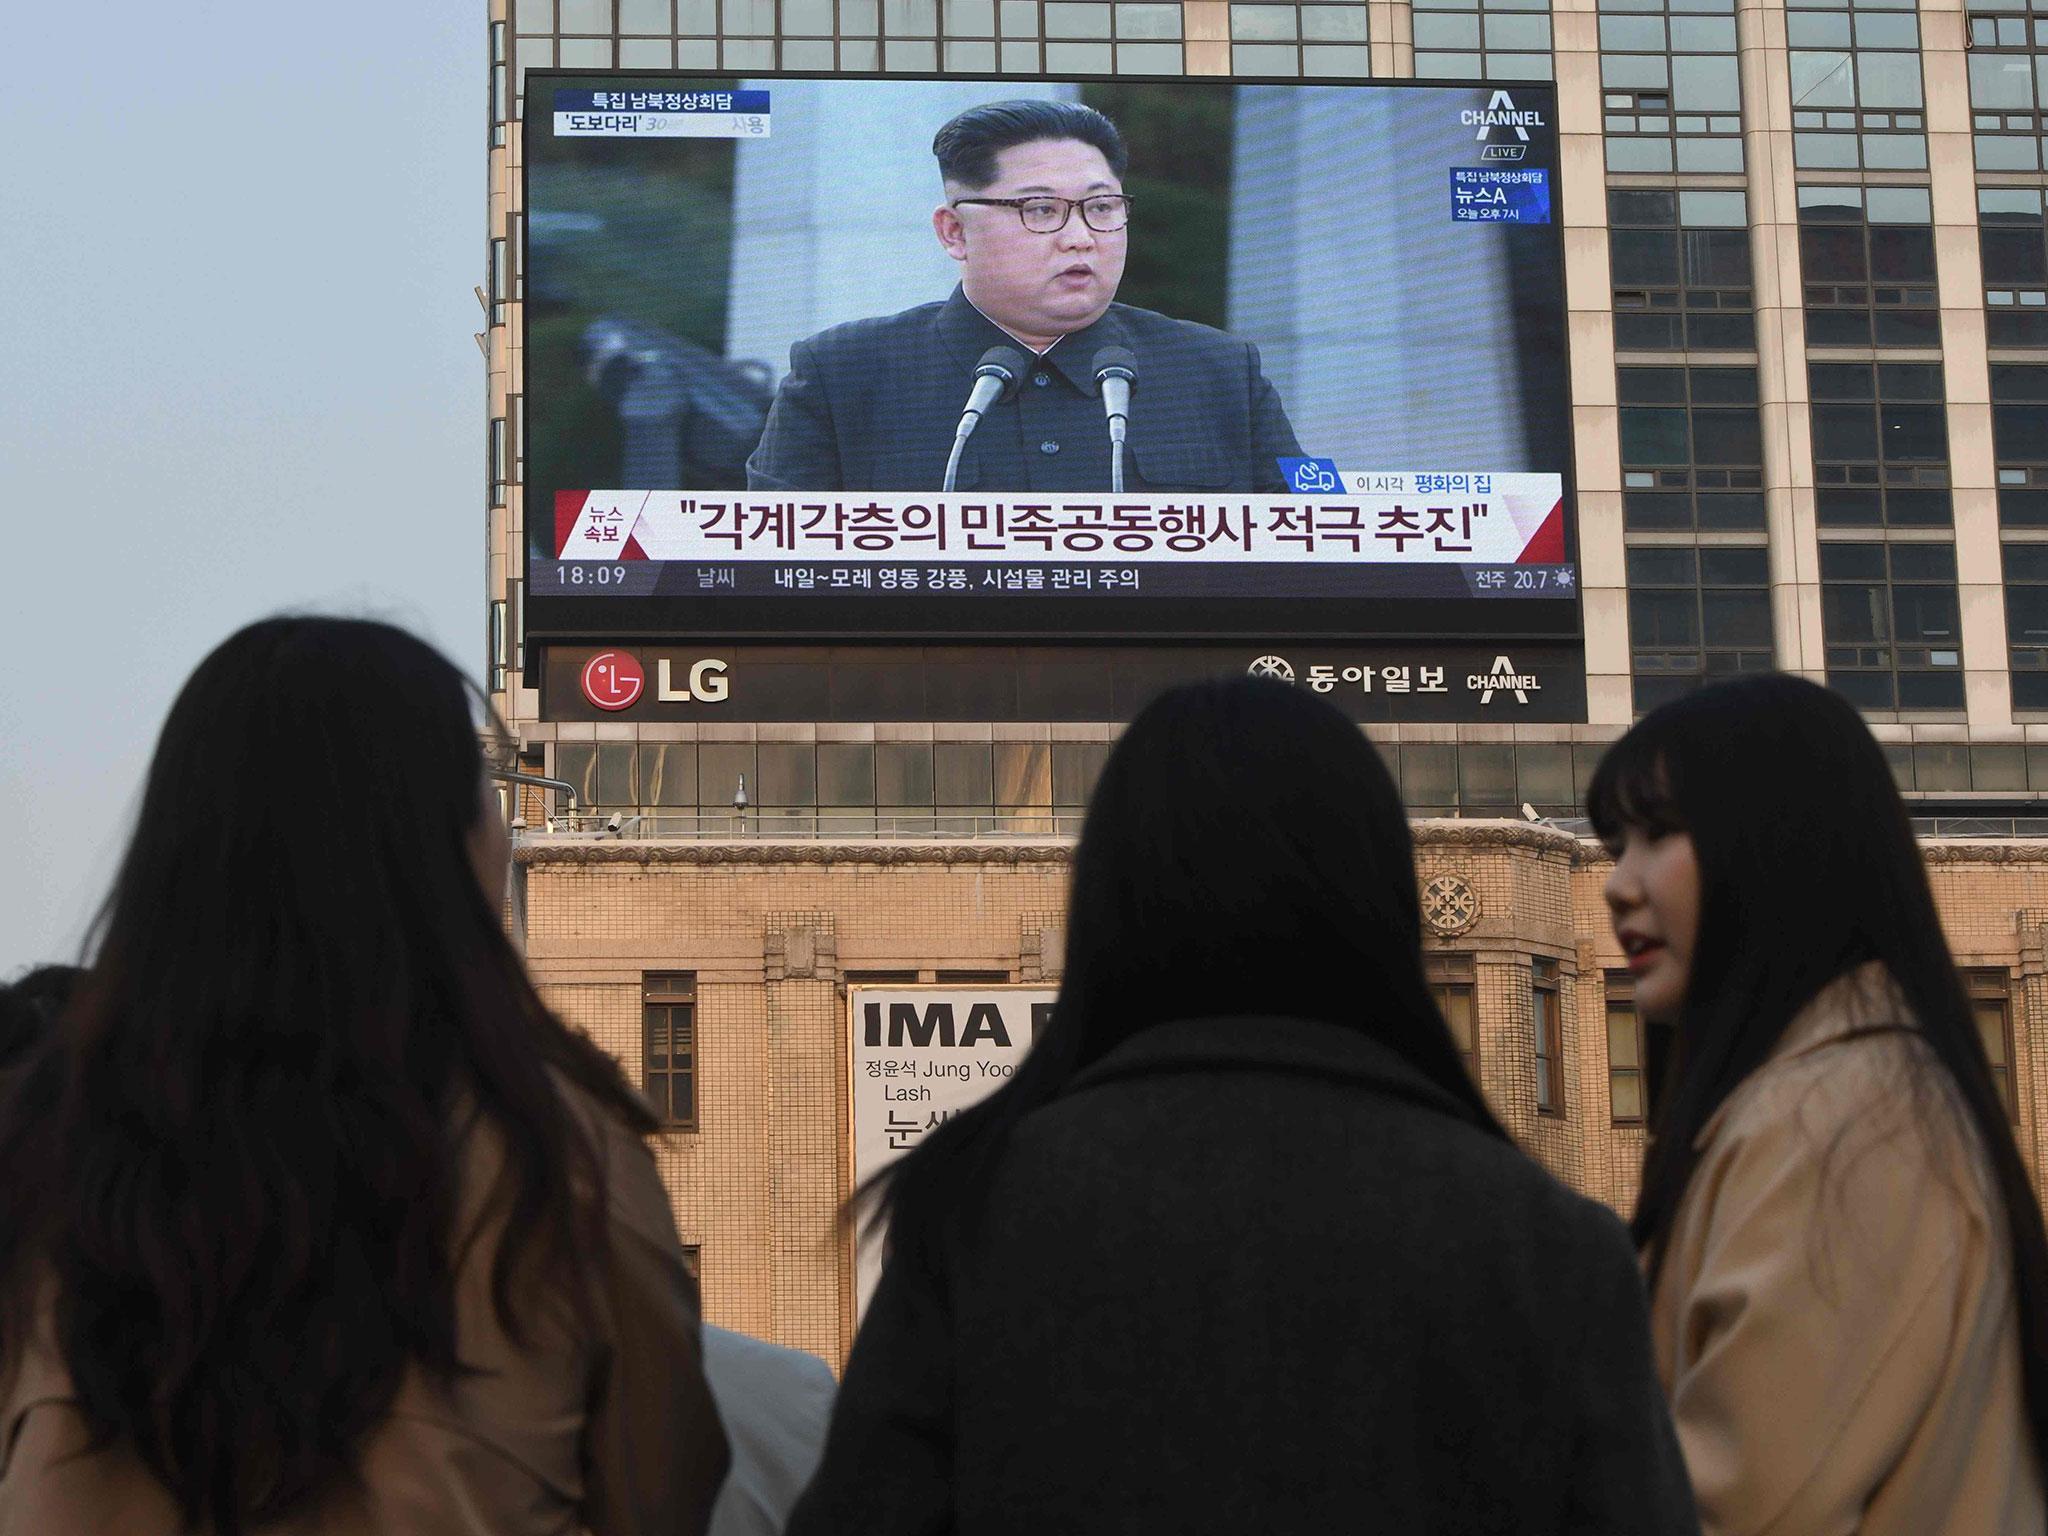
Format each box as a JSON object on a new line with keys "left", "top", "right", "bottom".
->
{"left": 1461, "top": 89, "right": 1545, "bottom": 162}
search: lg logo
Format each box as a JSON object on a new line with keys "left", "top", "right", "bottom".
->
{"left": 579, "top": 652, "right": 729, "bottom": 711}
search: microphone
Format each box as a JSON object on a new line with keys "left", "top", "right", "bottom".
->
{"left": 1092, "top": 347, "right": 1138, "bottom": 494}
{"left": 943, "top": 346, "right": 1027, "bottom": 492}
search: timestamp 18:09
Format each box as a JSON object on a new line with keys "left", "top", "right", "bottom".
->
{"left": 556, "top": 564, "right": 630, "bottom": 587}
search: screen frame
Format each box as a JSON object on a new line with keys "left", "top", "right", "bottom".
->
{"left": 517, "top": 67, "right": 1580, "bottom": 648}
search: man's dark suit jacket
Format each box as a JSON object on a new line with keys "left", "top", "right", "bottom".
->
{"left": 745, "top": 286, "right": 1303, "bottom": 494}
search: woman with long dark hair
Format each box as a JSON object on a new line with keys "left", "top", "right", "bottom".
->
{"left": 1590, "top": 672, "right": 2047, "bottom": 1534}
{"left": 787, "top": 677, "right": 1697, "bottom": 1535}
{"left": 0, "top": 617, "right": 728, "bottom": 1535}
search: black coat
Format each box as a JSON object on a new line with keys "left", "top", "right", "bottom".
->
{"left": 744, "top": 287, "right": 1303, "bottom": 494}
{"left": 786, "top": 1016, "right": 1698, "bottom": 1536}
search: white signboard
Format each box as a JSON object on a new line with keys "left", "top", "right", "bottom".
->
{"left": 848, "top": 987, "right": 1053, "bottom": 1317}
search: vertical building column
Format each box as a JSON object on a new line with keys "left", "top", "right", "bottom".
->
{"left": 1738, "top": 0, "right": 1826, "bottom": 679}
{"left": 2016, "top": 915, "right": 2047, "bottom": 1188}
{"left": 763, "top": 916, "right": 844, "bottom": 1358}
{"left": 1924, "top": 0, "right": 2012, "bottom": 727}
{"left": 1371, "top": 0, "right": 1410, "bottom": 76}
{"left": 1184, "top": 0, "right": 1231, "bottom": 71}
{"left": 1556, "top": 1, "right": 1632, "bottom": 725}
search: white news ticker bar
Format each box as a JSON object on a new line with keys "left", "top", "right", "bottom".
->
{"left": 552, "top": 112, "right": 770, "bottom": 138}
{"left": 555, "top": 477, "right": 1565, "bottom": 567}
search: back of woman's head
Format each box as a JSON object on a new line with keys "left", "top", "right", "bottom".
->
{"left": 873, "top": 677, "right": 1501, "bottom": 1260}
{"left": 1588, "top": 672, "right": 2048, "bottom": 1453}
{"left": 1061, "top": 676, "right": 1442, "bottom": 1050}
{"left": 0, "top": 617, "right": 648, "bottom": 1533}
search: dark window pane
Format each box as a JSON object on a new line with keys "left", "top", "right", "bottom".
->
{"left": 1686, "top": 312, "right": 1757, "bottom": 348}
{"left": 1627, "top": 547, "right": 1698, "bottom": 584}
{"left": 1981, "top": 228, "right": 2048, "bottom": 286}
{"left": 1612, "top": 229, "right": 1683, "bottom": 286}
{"left": 1822, "top": 583, "right": 1889, "bottom": 641}
{"left": 1459, "top": 744, "right": 1518, "bottom": 806}
{"left": 1994, "top": 405, "right": 2048, "bottom": 462}
{"left": 2005, "top": 544, "right": 2048, "bottom": 582}
{"left": 1683, "top": 229, "right": 1753, "bottom": 286}
{"left": 1809, "top": 362, "right": 1874, "bottom": 401}
{"left": 1621, "top": 407, "right": 1691, "bottom": 465}
{"left": 1618, "top": 367, "right": 1688, "bottom": 404}
{"left": 1813, "top": 404, "right": 1880, "bottom": 462}
{"left": 697, "top": 744, "right": 754, "bottom": 809}
{"left": 1617, "top": 312, "right": 1686, "bottom": 349}
{"left": 1829, "top": 669, "right": 1896, "bottom": 709}
{"left": 1868, "top": 224, "right": 1936, "bottom": 282}
{"left": 1892, "top": 585, "right": 1960, "bottom": 641}
{"left": 1625, "top": 491, "right": 1695, "bottom": 530}
{"left": 1890, "top": 542, "right": 1956, "bottom": 580}
{"left": 1700, "top": 546, "right": 1769, "bottom": 584}
{"left": 1695, "top": 492, "right": 1767, "bottom": 530}
{"left": 1896, "top": 670, "right": 1965, "bottom": 709}
{"left": 1884, "top": 489, "right": 1953, "bottom": 526}
{"left": 1610, "top": 188, "right": 1678, "bottom": 225}
{"left": 1993, "top": 366, "right": 2048, "bottom": 404}
{"left": 1051, "top": 741, "right": 1110, "bottom": 805}
{"left": 757, "top": 743, "right": 816, "bottom": 807}
{"left": 2009, "top": 490, "right": 2048, "bottom": 527}
{"left": 1689, "top": 368, "right": 1759, "bottom": 405}
{"left": 1701, "top": 589, "right": 1773, "bottom": 647}
{"left": 1819, "top": 542, "right": 1887, "bottom": 580}
{"left": 1879, "top": 405, "right": 1948, "bottom": 463}
{"left": 1800, "top": 226, "right": 1869, "bottom": 281}
{"left": 1806, "top": 310, "right": 1873, "bottom": 346}
{"left": 2007, "top": 586, "right": 2048, "bottom": 643}
{"left": 1692, "top": 408, "right": 1764, "bottom": 464}
{"left": 1818, "top": 487, "right": 1884, "bottom": 525}
{"left": 1872, "top": 310, "right": 1942, "bottom": 348}
{"left": 1631, "top": 589, "right": 1701, "bottom": 645}
{"left": 1877, "top": 362, "right": 1945, "bottom": 401}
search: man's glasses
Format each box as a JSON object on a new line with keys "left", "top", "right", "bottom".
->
{"left": 950, "top": 194, "right": 1134, "bottom": 234}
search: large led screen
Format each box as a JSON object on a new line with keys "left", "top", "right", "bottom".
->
{"left": 523, "top": 72, "right": 1576, "bottom": 641}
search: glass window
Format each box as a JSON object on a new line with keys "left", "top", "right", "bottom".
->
{"left": 1117, "top": 1, "right": 1181, "bottom": 35}
{"left": 618, "top": 0, "right": 670, "bottom": 28}
{"left": 818, "top": 743, "right": 876, "bottom": 806}
{"left": 645, "top": 743, "right": 697, "bottom": 807}
{"left": 643, "top": 973, "right": 697, "bottom": 1129}
{"left": 756, "top": 744, "right": 816, "bottom": 808}
{"left": 557, "top": 0, "right": 612, "bottom": 30}
{"left": 877, "top": 743, "right": 934, "bottom": 805}
{"left": 698, "top": 743, "right": 756, "bottom": 810}
{"left": 993, "top": 742, "right": 1053, "bottom": 809}
{"left": 1606, "top": 973, "right": 1645, "bottom": 1123}
{"left": 934, "top": 742, "right": 992, "bottom": 806}
{"left": 1609, "top": 189, "right": 1755, "bottom": 351}
{"left": 1429, "top": 954, "right": 1479, "bottom": 1081}
{"left": 1966, "top": 971, "right": 2018, "bottom": 1120}
{"left": 1821, "top": 540, "right": 1965, "bottom": 710}
{"left": 1533, "top": 958, "right": 1564, "bottom": 1116}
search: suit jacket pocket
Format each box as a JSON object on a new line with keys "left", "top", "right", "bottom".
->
{"left": 1130, "top": 443, "right": 1233, "bottom": 491}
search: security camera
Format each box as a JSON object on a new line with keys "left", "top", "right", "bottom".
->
{"left": 604, "top": 812, "right": 624, "bottom": 835}
{"left": 1521, "top": 802, "right": 1541, "bottom": 823}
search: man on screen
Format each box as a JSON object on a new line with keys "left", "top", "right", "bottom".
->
{"left": 745, "top": 99, "right": 1303, "bottom": 494}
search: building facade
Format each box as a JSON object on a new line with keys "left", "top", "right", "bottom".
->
{"left": 484, "top": 0, "right": 2048, "bottom": 1354}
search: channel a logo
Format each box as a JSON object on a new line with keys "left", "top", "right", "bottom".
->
{"left": 1462, "top": 89, "right": 1544, "bottom": 161}
{"left": 1469, "top": 654, "right": 1542, "bottom": 707}
{"left": 581, "top": 650, "right": 645, "bottom": 711}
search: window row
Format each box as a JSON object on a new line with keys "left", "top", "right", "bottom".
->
{"left": 515, "top": 32, "right": 1189, "bottom": 70}
{"left": 1982, "top": 188, "right": 2048, "bottom": 347}
{"left": 1965, "top": 3, "right": 2048, "bottom": 171}
{"left": 1618, "top": 365, "right": 1766, "bottom": 532}
{"left": 1609, "top": 188, "right": 1755, "bottom": 351}
{"left": 1810, "top": 361, "right": 1952, "bottom": 528}
{"left": 1599, "top": 1, "right": 1744, "bottom": 174}
{"left": 1818, "top": 540, "right": 1964, "bottom": 710}
{"left": 513, "top": 0, "right": 1210, "bottom": 36}
{"left": 1626, "top": 544, "right": 1775, "bottom": 712}
{"left": 1798, "top": 185, "right": 1940, "bottom": 348}
{"left": 1995, "top": 364, "right": 2048, "bottom": 529}
{"left": 1411, "top": 0, "right": 1554, "bottom": 81}
{"left": 550, "top": 738, "right": 1622, "bottom": 821}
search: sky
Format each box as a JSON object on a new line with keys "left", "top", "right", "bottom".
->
{"left": 0, "top": 5, "right": 482, "bottom": 974}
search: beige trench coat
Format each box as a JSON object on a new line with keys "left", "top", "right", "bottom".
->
{"left": 0, "top": 1078, "right": 729, "bottom": 1536}
{"left": 1649, "top": 962, "right": 2044, "bottom": 1535}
